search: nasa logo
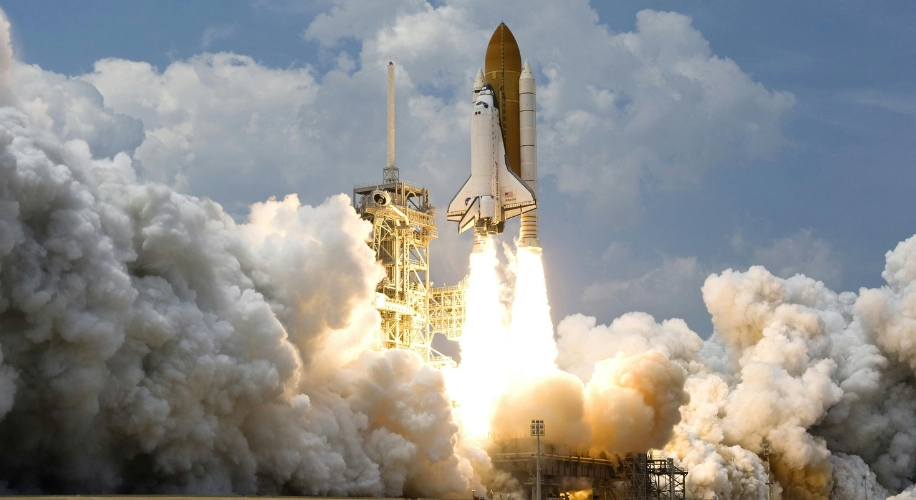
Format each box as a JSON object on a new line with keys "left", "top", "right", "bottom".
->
{"left": 465, "top": 197, "right": 471, "bottom": 206}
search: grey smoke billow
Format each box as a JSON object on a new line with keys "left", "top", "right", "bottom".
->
{"left": 558, "top": 250, "right": 916, "bottom": 499}
{"left": 0, "top": 11, "right": 477, "bottom": 495}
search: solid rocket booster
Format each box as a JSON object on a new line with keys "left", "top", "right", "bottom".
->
{"left": 446, "top": 83, "right": 536, "bottom": 236}
{"left": 518, "top": 59, "right": 539, "bottom": 248}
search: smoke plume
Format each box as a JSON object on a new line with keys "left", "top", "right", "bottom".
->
{"left": 0, "top": 9, "right": 477, "bottom": 495}
{"left": 556, "top": 255, "right": 916, "bottom": 499}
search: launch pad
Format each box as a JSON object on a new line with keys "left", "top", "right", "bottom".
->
{"left": 490, "top": 437, "right": 686, "bottom": 500}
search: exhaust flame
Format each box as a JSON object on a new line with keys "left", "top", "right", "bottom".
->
{"left": 507, "top": 247, "right": 558, "bottom": 380}
{"left": 447, "top": 237, "right": 688, "bottom": 466}
{"left": 445, "top": 239, "right": 563, "bottom": 440}
{"left": 445, "top": 238, "right": 510, "bottom": 439}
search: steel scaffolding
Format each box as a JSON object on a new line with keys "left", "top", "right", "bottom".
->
{"left": 429, "top": 276, "right": 468, "bottom": 340}
{"left": 353, "top": 180, "right": 467, "bottom": 368}
{"left": 354, "top": 181, "right": 439, "bottom": 363}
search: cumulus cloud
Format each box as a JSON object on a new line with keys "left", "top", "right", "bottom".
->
{"left": 9, "top": 1, "right": 789, "bottom": 228}
{"left": 80, "top": 54, "right": 321, "bottom": 210}
{"left": 1, "top": 2, "right": 795, "bottom": 304}
{"left": 309, "top": 1, "right": 794, "bottom": 220}
{"left": 201, "top": 25, "right": 237, "bottom": 49}
{"left": 752, "top": 229, "right": 842, "bottom": 286}
{"left": 581, "top": 256, "right": 710, "bottom": 327}
{"left": 532, "top": 8, "right": 794, "bottom": 219}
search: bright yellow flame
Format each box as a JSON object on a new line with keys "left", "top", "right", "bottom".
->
{"left": 445, "top": 239, "right": 559, "bottom": 441}
{"left": 566, "top": 489, "right": 595, "bottom": 500}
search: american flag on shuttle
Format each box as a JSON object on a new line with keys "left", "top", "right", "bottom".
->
{"left": 504, "top": 191, "right": 514, "bottom": 198}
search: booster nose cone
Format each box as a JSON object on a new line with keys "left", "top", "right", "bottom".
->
{"left": 472, "top": 68, "right": 485, "bottom": 102}
{"left": 520, "top": 59, "right": 534, "bottom": 86}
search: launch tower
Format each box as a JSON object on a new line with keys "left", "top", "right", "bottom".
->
{"left": 353, "top": 62, "right": 466, "bottom": 367}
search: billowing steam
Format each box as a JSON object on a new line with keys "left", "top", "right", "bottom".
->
{"left": 2, "top": 9, "right": 916, "bottom": 500}
{"left": 0, "top": 12, "right": 477, "bottom": 495}
{"left": 553, "top": 252, "right": 916, "bottom": 499}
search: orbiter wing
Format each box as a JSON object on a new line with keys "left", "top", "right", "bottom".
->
{"left": 498, "top": 156, "right": 536, "bottom": 219}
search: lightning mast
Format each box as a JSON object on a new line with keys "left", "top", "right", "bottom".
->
{"left": 384, "top": 62, "right": 398, "bottom": 183}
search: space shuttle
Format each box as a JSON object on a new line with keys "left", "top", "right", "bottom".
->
{"left": 447, "top": 23, "right": 540, "bottom": 248}
{"left": 447, "top": 83, "right": 536, "bottom": 235}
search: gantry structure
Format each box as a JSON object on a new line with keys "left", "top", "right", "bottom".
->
{"left": 429, "top": 276, "right": 468, "bottom": 341}
{"left": 353, "top": 176, "right": 462, "bottom": 367}
{"left": 352, "top": 62, "right": 467, "bottom": 368}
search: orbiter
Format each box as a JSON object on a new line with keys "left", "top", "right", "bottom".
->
{"left": 447, "top": 82, "right": 535, "bottom": 235}
{"left": 447, "top": 23, "right": 541, "bottom": 248}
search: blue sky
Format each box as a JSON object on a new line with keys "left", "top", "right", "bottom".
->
{"left": 3, "top": 0, "right": 915, "bottom": 334}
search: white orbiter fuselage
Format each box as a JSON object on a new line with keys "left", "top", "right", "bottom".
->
{"left": 447, "top": 84, "right": 536, "bottom": 236}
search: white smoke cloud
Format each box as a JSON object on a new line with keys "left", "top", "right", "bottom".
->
{"left": 584, "top": 350, "right": 688, "bottom": 453}
{"left": 238, "top": 193, "right": 384, "bottom": 368}
{"left": 0, "top": 9, "right": 478, "bottom": 494}
{"left": 552, "top": 253, "right": 916, "bottom": 499}
{"left": 891, "top": 487, "right": 916, "bottom": 500}
{"left": 556, "top": 312, "right": 703, "bottom": 383}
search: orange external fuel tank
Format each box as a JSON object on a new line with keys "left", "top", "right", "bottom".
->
{"left": 484, "top": 23, "right": 523, "bottom": 177}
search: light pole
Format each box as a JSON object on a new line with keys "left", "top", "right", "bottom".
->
{"left": 762, "top": 439, "right": 772, "bottom": 500}
{"left": 531, "top": 420, "right": 545, "bottom": 500}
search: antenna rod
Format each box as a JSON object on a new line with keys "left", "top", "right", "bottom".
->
{"left": 387, "top": 61, "right": 395, "bottom": 169}
{"left": 382, "top": 62, "right": 400, "bottom": 183}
